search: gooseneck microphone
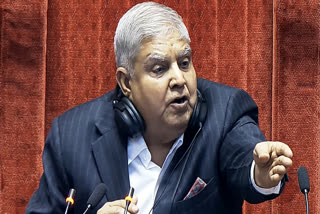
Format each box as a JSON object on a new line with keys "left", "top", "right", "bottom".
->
{"left": 64, "top": 188, "right": 76, "bottom": 214}
{"left": 124, "top": 187, "right": 134, "bottom": 214}
{"left": 298, "top": 166, "right": 310, "bottom": 214}
{"left": 82, "top": 183, "right": 107, "bottom": 214}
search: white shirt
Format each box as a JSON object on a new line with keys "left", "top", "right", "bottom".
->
{"left": 127, "top": 135, "right": 280, "bottom": 214}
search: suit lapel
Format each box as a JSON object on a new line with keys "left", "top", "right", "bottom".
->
{"left": 91, "top": 93, "right": 130, "bottom": 201}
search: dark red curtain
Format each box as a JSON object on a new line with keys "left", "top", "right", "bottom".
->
{"left": 1, "top": 0, "right": 319, "bottom": 213}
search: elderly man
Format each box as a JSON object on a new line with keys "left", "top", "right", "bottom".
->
{"left": 26, "top": 2, "right": 293, "bottom": 214}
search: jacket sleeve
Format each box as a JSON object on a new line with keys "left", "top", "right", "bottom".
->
{"left": 218, "top": 89, "right": 286, "bottom": 204}
{"left": 26, "top": 117, "right": 70, "bottom": 213}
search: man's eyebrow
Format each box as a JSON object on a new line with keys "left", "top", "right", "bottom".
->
{"left": 144, "top": 54, "right": 169, "bottom": 64}
{"left": 144, "top": 46, "right": 192, "bottom": 64}
{"left": 178, "top": 46, "right": 192, "bottom": 58}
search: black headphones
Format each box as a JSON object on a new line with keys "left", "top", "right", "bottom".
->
{"left": 112, "top": 85, "right": 207, "bottom": 137}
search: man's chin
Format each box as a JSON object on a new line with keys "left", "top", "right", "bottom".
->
{"left": 168, "top": 119, "right": 189, "bottom": 133}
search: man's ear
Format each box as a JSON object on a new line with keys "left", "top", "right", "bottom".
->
{"left": 116, "top": 67, "right": 131, "bottom": 97}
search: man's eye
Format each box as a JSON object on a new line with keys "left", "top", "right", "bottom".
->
{"left": 152, "top": 65, "right": 166, "bottom": 74}
{"left": 180, "top": 59, "right": 190, "bottom": 69}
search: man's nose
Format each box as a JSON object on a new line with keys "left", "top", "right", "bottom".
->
{"left": 169, "top": 63, "right": 186, "bottom": 88}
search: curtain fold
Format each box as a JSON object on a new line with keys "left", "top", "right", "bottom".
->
{"left": 271, "top": 0, "right": 320, "bottom": 213}
{"left": 0, "top": 0, "right": 319, "bottom": 213}
{"left": 0, "top": 1, "right": 48, "bottom": 213}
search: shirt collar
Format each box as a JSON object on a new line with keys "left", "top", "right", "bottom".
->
{"left": 127, "top": 134, "right": 148, "bottom": 165}
{"left": 166, "top": 134, "right": 184, "bottom": 160}
{"left": 127, "top": 134, "right": 184, "bottom": 167}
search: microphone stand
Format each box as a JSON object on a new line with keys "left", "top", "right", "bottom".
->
{"left": 65, "top": 188, "right": 76, "bottom": 214}
{"left": 303, "top": 189, "right": 309, "bottom": 214}
{"left": 82, "top": 206, "right": 90, "bottom": 214}
{"left": 64, "top": 204, "right": 71, "bottom": 214}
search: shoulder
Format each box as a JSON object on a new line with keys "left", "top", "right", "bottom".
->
{"left": 54, "top": 90, "right": 115, "bottom": 129}
{"left": 197, "top": 78, "right": 240, "bottom": 97}
{"left": 197, "top": 78, "right": 259, "bottom": 126}
{"left": 197, "top": 78, "right": 256, "bottom": 105}
{"left": 197, "top": 78, "right": 246, "bottom": 109}
{"left": 45, "top": 90, "right": 117, "bottom": 159}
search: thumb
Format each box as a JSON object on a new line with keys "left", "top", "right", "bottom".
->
{"left": 253, "top": 142, "right": 271, "bottom": 166}
{"left": 132, "top": 195, "right": 138, "bottom": 205}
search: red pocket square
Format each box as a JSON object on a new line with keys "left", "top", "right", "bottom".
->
{"left": 183, "top": 177, "right": 207, "bottom": 200}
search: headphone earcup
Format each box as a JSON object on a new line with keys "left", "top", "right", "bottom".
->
{"left": 113, "top": 96, "right": 145, "bottom": 137}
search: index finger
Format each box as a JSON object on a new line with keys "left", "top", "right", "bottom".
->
{"left": 270, "top": 141, "right": 293, "bottom": 158}
{"left": 254, "top": 141, "right": 293, "bottom": 163}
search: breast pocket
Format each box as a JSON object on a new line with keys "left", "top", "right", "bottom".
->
{"left": 172, "top": 177, "right": 224, "bottom": 214}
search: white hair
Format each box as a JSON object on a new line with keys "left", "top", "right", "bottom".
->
{"left": 114, "top": 1, "right": 190, "bottom": 76}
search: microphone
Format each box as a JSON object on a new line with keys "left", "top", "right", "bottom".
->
{"left": 124, "top": 187, "right": 134, "bottom": 214}
{"left": 298, "top": 166, "right": 310, "bottom": 214}
{"left": 64, "top": 188, "right": 76, "bottom": 214}
{"left": 82, "top": 183, "right": 107, "bottom": 214}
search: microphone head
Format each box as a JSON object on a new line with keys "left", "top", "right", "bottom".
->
{"left": 68, "top": 188, "right": 76, "bottom": 199}
{"left": 87, "top": 183, "right": 107, "bottom": 208}
{"left": 66, "top": 188, "right": 76, "bottom": 205}
{"left": 297, "top": 166, "right": 310, "bottom": 194}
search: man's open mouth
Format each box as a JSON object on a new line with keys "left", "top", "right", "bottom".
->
{"left": 171, "top": 96, "right": 188, "bottom": 104}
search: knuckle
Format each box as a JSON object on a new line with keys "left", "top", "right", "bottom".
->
{"left": 116, "top": 207, "right": 123, "bottom": 213}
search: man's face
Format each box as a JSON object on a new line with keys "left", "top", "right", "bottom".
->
{"left": 127, "top": 31, "right": 197, "bottom": 139}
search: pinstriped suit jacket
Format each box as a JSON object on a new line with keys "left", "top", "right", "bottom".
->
{"left": 26, "top": 78, "right": 285, "bottom": 214}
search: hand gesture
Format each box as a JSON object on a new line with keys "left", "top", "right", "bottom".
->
{"left": 253, "top": 141, "right": 293, "bottom": 188}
